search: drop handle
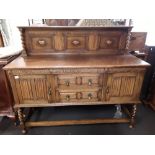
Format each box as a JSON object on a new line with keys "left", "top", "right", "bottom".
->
{"left": 48, "top": 87, "right": 52, "bottom": 96}
{"left": 66, "top": 95, "right": 70, "bottom": 101}
{"left": 88, "top": 93, "right": 92, "bottom": 100}
{"left": 88, "top": 79, "right": 92, "bottom": 86}
{"left": 106, "top": 86, "right": 110, "bottom": 94}
{"left": 65, "top": 81, "right": 70, "bottom": 86}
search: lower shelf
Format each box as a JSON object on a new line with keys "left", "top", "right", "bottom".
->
{"left": 14, "top": 104, "right": 137, "bottom": 134}
{"left": 25, "top": 118, "right": 130, "bottom": 127}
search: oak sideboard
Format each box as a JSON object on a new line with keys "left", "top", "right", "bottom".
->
{"left": 4, "top": 26, "right": 150, "bottom": 133}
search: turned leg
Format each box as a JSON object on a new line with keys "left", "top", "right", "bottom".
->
{"left": 17, "top": 108, "right": 27, "bottom": 134}
{"left": 129, "top": 104, "right": 137, "bottom": 128}
{"left": 12, "top": 110, "right": 19, "bottom": 126}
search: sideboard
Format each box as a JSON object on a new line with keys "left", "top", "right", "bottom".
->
{"left": 3, "top": 26, "right": 150, "bottom": 133}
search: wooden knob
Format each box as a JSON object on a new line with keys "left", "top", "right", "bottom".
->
{"left": 66, "top": 95, "right": 70, "bottom": 101}
{"left": 72, "top": 40, "right": 80, "bottom": 46}
{"left": 106, "top": 40, "right": 112, "bottom": 45}
{"left": 38, "top": 39, "right": 46, "bottom": 46}
{"left": 88, "top": 93, "right": 92, "bottom": 100}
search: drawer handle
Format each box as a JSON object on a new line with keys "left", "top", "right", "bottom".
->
{"left": 38, "top": 39, "right": 46, "bottom": 46}
{"left": 88, "top": 93, "right": 92, "bottom": 100}
{"left": 48, "top": 87, "right": 52, "bottom": 96}
{"left": 65, "top": 81, "right": 70, "bottom": 86}
{"left": 72, "top": 40, "right": 80, "bottom": 46}
{"left": 106, "top": 40, "right": 112, "bottom": 45}
{"left": 66, "top": 95, "right": 70, "bottom": 101}
{"left": 88, "top": 79, "right": 92, "bottom": 86}
{"left": 106, "top": 86, "right": 110, "bottom": 94}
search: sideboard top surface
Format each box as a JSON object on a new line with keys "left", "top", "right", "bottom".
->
{"left": 4, "top": 54, "right": 150, "bottom": 70}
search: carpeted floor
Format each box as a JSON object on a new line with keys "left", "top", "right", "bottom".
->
{"left": 0, "top": 104, "right": 155, "bottom": 135}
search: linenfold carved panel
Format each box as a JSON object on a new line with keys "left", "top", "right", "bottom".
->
{"left": 106, "top": 72, "right": 140, "bottom": 102}
{"left": 14, "top": 75, "right": 48, "bottom": 104}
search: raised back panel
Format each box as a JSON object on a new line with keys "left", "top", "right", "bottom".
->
{"left": 19, "top": 26, "right": 132, "bottom": 56}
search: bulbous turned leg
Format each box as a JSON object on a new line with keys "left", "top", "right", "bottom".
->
{"left": 12, "top": 110, "right": 19, "bottom": 126}
{"left": 129, "top": 104, "right": 137, "bottom": 128}
{"left": 17, "top": 108, "right": 27, "bottom": 134}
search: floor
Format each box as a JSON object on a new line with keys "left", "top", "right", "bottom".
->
{"left": 0, "top": 104, "right": 155, "bottom": 135}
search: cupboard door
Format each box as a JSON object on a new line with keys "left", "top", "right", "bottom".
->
{"left": 105, "top": 72, "right": 141, "bottom": 103}
{"left": 14, "top": 75, "right": 51, "bottom": 104}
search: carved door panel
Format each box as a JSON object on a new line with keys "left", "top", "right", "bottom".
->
{"left": 14, "top": 75, "right": 55, "bottom": 104}
{"left": 105, "top": 72, "right": 141, "bottom": 103}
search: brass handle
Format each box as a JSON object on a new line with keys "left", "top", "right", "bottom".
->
{"left": 106, "top": 86, "right": 109, "bottom": 94}
{"left": 72, "top": 40, "right": 80, "bottom": 46}
{"left": 38, "top": 39, "right": 46, "bottom": 46}
{"left": 88, "top": 79, "right": 92, "bottom": 86}
{"left": 66, "top": 95, "right": 70, "bottom": 101}
{"left": 48, "top": 87, "right": 52, "bottom": 96}
{"left": 65, "top": 81, "right": 70, "bottom": 86}
{"left": 88, "top": 93, "right": 92, "bottom": 100}
{"left": 106, "top": 40, "right": 112, "bottom": 45}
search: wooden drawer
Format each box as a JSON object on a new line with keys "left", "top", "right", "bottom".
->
{"left": 57, "top": 75, "right": 77, "bottom": 87}
{"left": 57, "top": 90, "right": 102, "bottom": 102}
{"left": 57, "top": 74, "right": 101, "bottom": 88}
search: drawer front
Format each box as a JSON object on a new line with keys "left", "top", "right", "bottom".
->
{"left": 57, "top": 75, "right": 77, "bottom": 87}
{"left": 57, "top": 90, "right": 102, "bottom": 102}
{"left": 59, "top": 92, "right": 77, "bottom": 102}
{"left": 57, "top": 74, "right": 101, "bottom": 88}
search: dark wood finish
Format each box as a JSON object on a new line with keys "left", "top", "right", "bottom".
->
{"left": 140, "top": 46, "right": 155, "bottom": 105}
{"left": 129, "top": 32, "right": 148, "bottom": 61}
{"left": 0, "top": 56, "right": 18, "bottom": 118}
{"left": 129, "top": 32, "right": 147, "bottom": 51}
{"left": 4, "top": 26, "right": 150, "bottom": 133}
